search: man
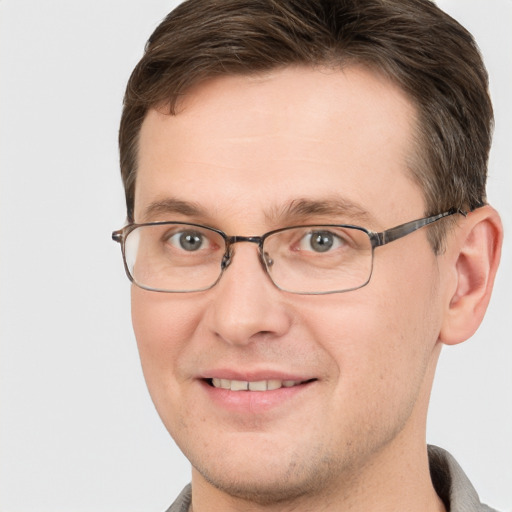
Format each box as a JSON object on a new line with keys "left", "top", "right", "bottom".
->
{"left": 112, "top": 1, "right": 503, "bottom": 510}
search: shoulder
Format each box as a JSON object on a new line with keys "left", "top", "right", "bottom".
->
{"left": 428, "top": 445, "right": 500, "bottom": 512}
{"left": 163, "top": 483, "right": 192, "bottom": 512}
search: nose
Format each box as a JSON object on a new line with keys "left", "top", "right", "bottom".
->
{"left": 205, "top": 243, "right": 293, "bottom": 346}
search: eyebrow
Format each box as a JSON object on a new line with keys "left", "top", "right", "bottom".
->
{"left": 140, "top": 196, "right": 376, "bottom": 227}
{"left": 266, "top": 198, "right": 376, "bottom": 226}
{"left": 140, "top": 198, "right": 208, "bottom": 222}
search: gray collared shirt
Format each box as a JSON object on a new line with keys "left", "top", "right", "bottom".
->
{"left": 165, "top": 446, "right": 498, "bottom": 511}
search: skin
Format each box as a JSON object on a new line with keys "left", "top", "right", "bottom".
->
{"left": 131, "top": 66, "right": 502, "bottom": 511}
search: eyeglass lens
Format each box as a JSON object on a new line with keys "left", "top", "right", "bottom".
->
{"left": 123, "top": 223, "right": 373, "bottom": 294}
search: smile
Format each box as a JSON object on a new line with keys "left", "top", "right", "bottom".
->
{"left": 209, "top": 378, "right": 312, "bottom": 391}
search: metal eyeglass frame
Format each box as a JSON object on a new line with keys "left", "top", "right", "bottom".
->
{"left": 112, "top": 207, "right": 465, "bottom": 295}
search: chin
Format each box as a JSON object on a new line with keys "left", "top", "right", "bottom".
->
{"left": 198, "top": 466, "right": 331, "bottom": 505}
{"left": 188, "top": 439, "right": 343, "bottom": 506}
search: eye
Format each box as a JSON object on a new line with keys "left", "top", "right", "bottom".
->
{"left": 166, "top": 230, "right": 209, "bottom": 251}
{"left": 299, "top": 230, "right": 345, "bottom": 253}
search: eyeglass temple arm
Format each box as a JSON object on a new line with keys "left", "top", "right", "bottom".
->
{"left": 371, "top": 207, "right": 464, "bottom": 247}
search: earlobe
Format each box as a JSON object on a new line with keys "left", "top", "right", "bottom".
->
{"left": 439, "top": 206, "right": 503, "bottom": 346}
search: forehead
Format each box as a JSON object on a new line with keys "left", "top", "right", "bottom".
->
{"left": 135, "top": 66, "right": 423, "bottom": 229}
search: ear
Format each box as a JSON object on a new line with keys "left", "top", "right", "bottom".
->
{"left": 439, "top": 205, "right": 503, "bottom": 346}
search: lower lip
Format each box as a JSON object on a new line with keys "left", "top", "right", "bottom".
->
{"left": 200, "top": 380, "right": 315, "bottom": 414}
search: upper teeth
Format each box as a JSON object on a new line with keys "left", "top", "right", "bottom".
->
{"left": 211, "top": 378, "right": 301, "bottom": 391}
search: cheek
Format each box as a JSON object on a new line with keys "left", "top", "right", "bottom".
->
{"left": 130, "top": 287, "right": 215, "bottom": 443}
{"left": 131, "top": 287, "right": 202, "bottom": 388}
{"left": 303, "top": 251, "right": 441, "bottom": 413}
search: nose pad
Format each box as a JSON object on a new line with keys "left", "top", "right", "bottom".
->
{"left": 221, "top": 250, "right": 232, "bottom": 270}
{"left": 262, "top": 251, "right": 274, "bottom": 268}
{"left": 219, "top": 243, "right": 274, "bottom": 285}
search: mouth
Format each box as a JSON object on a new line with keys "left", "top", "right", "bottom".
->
{"left": 200, "top": 375, "right": 318, "bottom": 413}
{"left": 205, "top": 378, "right": 316, "bottom": 392}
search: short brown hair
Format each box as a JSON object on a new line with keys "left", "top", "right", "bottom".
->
{"left": 119, "top": 0, "right": 493, "bottom": 251}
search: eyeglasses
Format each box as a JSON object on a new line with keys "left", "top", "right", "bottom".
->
{"left": 112, "top": 208, "right": 462, "bottom": 295}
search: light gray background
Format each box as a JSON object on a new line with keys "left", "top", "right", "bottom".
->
{"left": 0, "top": 1, "right": 510, "bottom": 511}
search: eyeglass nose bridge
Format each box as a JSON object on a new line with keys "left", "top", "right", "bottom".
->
{"left": 221, "top": 235, "right": 267, "bottom": 271}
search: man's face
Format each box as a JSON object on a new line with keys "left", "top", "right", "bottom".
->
{"left": 132, "top": 67, "right": 446, "bottom": 501}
